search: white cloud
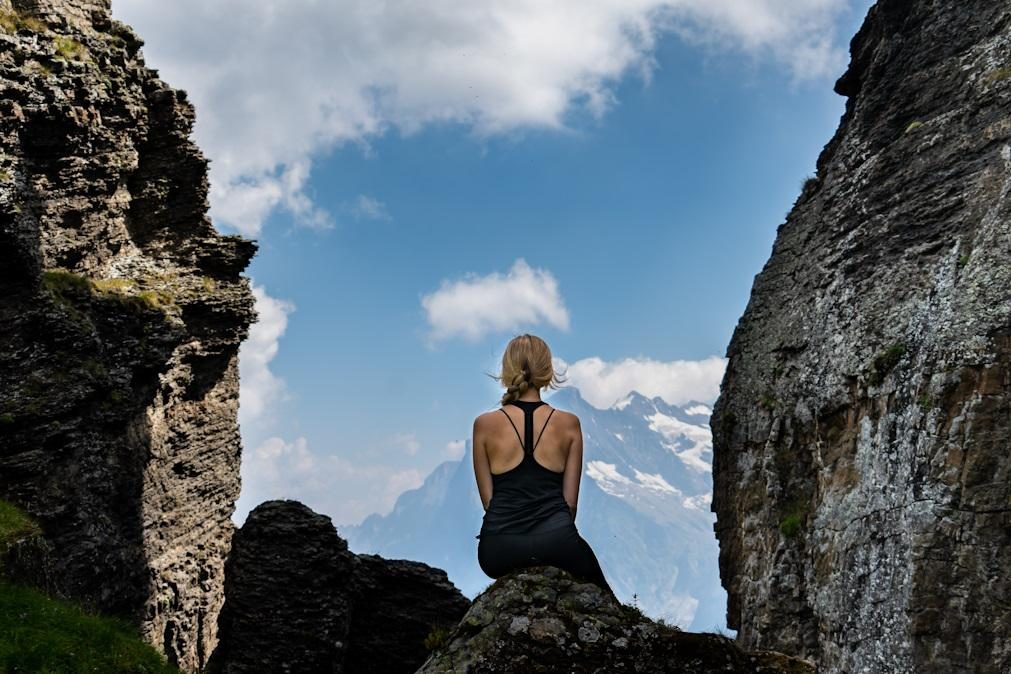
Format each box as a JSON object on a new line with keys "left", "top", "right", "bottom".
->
{"left": 421, "top": 258, "right": 570, "bottom": 344}
{"left": 392, "top": 432, "right": 421, "bottom": 456}
{"left": 113, "top": 0, "right": 852, "bottom": 236}
{"left": 555, "top": 354, "right": 727, "bottom": 408}
{"left": 445, "top": 439, "right": 467, "bottom": 460}
{"left": 349, "top": 194, "right": 391, "bottom": 221}
{"left": 238, "top": 283, "right": 297, "bottom": 428}
{"left": 684, "top": 403, "right": 712, "bottom": 416}
{"left": 235, "top": 434, "right": 425, "bottom": 526}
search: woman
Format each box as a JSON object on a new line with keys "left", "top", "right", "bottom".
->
{"left": 472, "top": 333, "right": 615, "bottom": 598}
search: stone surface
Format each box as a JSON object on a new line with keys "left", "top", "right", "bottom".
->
{"left": 0, "top": 2, "right": 257, "bottom": 671}
{"left": 710, "top": 1, "right": 1011, "bottom": 672}
{"left": 417, "top": 565, "right": 816, "bottom": 674}
{"left": 207, "top": 500, "right": 471, "bottom": 674}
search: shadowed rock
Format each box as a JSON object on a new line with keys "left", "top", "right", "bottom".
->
{"left": 207, "top": 500, "right": 470, "bottom": 674}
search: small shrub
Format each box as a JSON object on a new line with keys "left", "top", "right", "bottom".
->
{"left": 904, "top": 120, "right": 924, "bottom": 134}
{"left": 779, "top": 512, "right": 803, "bottom": 538}
{"left": 869, "top": 342, "right": 906, "bottom": 385}
{"left": 423, "top": 624, "right": 451, "bottom": 651}
{"left": 800, "top": 174, "right": 818, "bottom": 193}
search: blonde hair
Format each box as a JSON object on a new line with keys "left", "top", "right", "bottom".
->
{"left": 485, "top": 333, "right": 568, "bottom": 406}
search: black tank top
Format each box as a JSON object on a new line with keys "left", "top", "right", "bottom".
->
{"left": 479, "top": 399, "right": 573, "bottom": 536}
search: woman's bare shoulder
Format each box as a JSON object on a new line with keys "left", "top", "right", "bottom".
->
{"left": 550, "top": 407, "right": 580, "bottom": 428}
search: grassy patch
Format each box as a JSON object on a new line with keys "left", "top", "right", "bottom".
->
{"left": 0, "top": 9, "right": 48, "bottom": 34}
{"left": 53, "top": 36, "right": 88, "bottom": 62}
{"left": 869, "top": 342, "right": 906, "bottom": 386}
{"left": 983, "top": 67, "right": 1011, "bottom": 84}
{"left": 0, "top": 501, "right": 177, "bottom": 672}
{"left": 42, "top": 269, "right": 176, "bottom": 316}
{"left": 0, "top": 500, "right": 41, "bottom": 553}
{"left": 0, "top": 580, "right": 179, "bottom": 673}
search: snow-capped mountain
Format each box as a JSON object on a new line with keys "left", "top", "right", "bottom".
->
{"left": 341, "top": 385, "right": 729, "bottom": 632}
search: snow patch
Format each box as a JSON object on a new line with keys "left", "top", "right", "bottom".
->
{"left": 645, "top": 411, "right": 713, "bottom": 473}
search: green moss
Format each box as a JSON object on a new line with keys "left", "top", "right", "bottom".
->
{"left": 917, "top": 393, "right": 933, "bottom": 411}
{"left": 869, "top": 342, "right": 906, "bottom": 386}
{"left": 0, "top": 413, "right": 14, "bottom": 425}
{"left": 904, "top": 120, "right": 924, "bottom": 134}
{"left": 957, "top": 253, "right": 970, "bottom": 267}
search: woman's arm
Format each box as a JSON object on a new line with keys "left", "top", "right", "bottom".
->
{"left": 472, "top": 415, "right": 493, "bottom": 511}
{"left": 562, "top": 415, "right": 583, "bottom": 523}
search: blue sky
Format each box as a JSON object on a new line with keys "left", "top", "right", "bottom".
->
{"left": 114, "top": 0, "right": 874, "bottom": 525}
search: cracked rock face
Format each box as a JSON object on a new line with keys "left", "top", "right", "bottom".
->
{"left": 417, "top": 565, "right": 815, "bottom": 674}
{"left": 0, "top": 0, "right": 257, "bottom": 670}
{"left": 710, "top": 1, "right": 1011, "bottom": 672}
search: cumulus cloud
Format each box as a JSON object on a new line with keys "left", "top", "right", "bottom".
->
{"left": 235, "top": 434, "right": 425, "bottom": 526}
{"left": 421, "top": 258, "right": 570, "bottom": 344}
{"left": 554, "top": 354, "right": 727, "bottom": 408}
{"left": 238, "top": 282, "right": 297, "bottom": 429}
{"left": 113, "top": 0, "right": 852, "bottom": 236}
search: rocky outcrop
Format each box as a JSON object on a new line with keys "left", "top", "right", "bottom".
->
{"left": 418, "top": 565, "right": 815, "bottom": 674}
{"left": 0, "top": 1, "right": 257, "bottom": 671}
{"left": 710, "top": 1, "right": 1011, "bottom": 672}
{"left": 207, "top": 500, "right": 471, "bottom": 674}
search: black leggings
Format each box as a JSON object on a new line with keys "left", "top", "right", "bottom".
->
{"left": 478, "top": 521, "right": 615, "bottom": 599}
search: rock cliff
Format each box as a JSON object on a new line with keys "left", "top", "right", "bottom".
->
{"left": 207, "top": 500, "right": 471, "bottom": 674}
{"left": 418, "top": 565, "right": 815, "bottom": 674}
{"left": 0, "top": 1, "right": 257, "bottom": 670}
{"left": 710, "top": 1, "right": 1011, "bottom": 672}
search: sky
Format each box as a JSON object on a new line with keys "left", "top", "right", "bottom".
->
{"left": 113, "top": 0, "right": 876, "bottom": 527}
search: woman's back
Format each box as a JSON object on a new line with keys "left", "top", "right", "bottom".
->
{"left": 479, "top": 399, "right": 573, "bottom": 536}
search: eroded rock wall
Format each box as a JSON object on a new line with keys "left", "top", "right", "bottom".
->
{"left": 0, "top": 1, "right": 257, "bottom": 670}
{"left": 711, "top": 1, "right": 1011, "bottom": 672}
